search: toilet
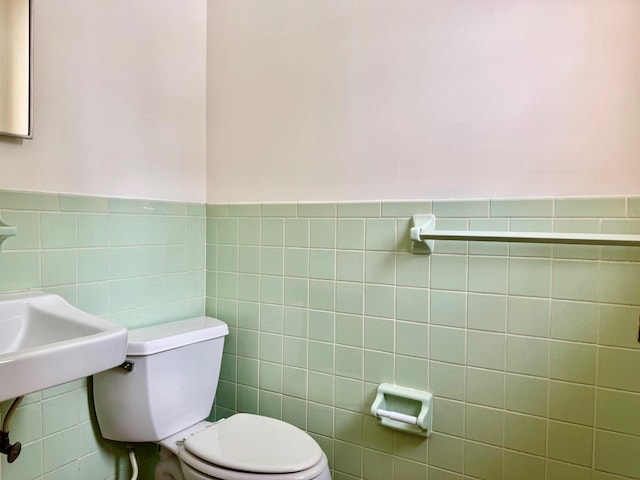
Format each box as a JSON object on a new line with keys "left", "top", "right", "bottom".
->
{"left": 93, "top": 316, "right": 331, "bottom": 480}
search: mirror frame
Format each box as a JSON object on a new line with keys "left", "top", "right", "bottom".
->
{"left": 0, "top": 0, "right": 32, "bottom": 139}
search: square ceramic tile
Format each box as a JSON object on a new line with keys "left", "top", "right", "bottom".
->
{"left": 430, "top": 290, "right": 466, "bottom": 328}
{"left": 334, "top": 408, "right": 363, "bottom": 445}
{"left": 335, "top": 345, "right": 363, "bottom": 380}
{"left": 308, "top": 310, "right": 335, "bottom": 343}
{"left": 551, "top": 300, "right": 598, "bottom": 343}
{"left": 548, "top": 381, "right": 595, "bottom": 426}
{"left": 507, "top": 297, "right": 550, "bottom": 337}
{"left": 309, "top": 249, "right": 336, "bottom": 280}
{"left": 598, "top": 304, "right": 640, "bottom": 349}
{"left": 468, "top": 256, "right": 508, "bottom": 294}
{"left": 506, "top": 336, "right": 548, "bottom": 377}
{"left": 283, "top": 336, "right": 307, "bottom": 369}
{"left": 335, "top": 282, "right": 364, "bottom": 315}
{"left": 337, "top": 219, "right": 365, "bottom": 250}
{"left": 77, "top": 214, "right": 109, "bottom": 248}
{"left": 468, "top": 294, "right": 507, "bottom": 332}
{"left": 363, "top": 350, "right": 394, "bottom": 384}
{"left": 365, "top": 219, "right": 397, "bottom": 251}
{"left": 594, "top": 430, "right": 640, "bottom": 478}
{"left": 261, "top": 218, "right": 284, "bottom": 246}
{"left": 283, "top": 307, "right": 308, "bottom": 338}
{"left": 505, "top": 374, "right": 547, "bottom": 417}
{"left": 552, "top": 260, "right": 599, "bottom": 301}
{"left": 598, "top": 347, "right": 640, "bottom": 393}
{"left": 396, "top": 321, "right": 429, "bottom": 358}
{"left": 503, "top": 451, "right": 546, "bottom": 480}
{"left": 364, "top": 316, "right": 394, "bottom": 352}
{"left": 465, "top": 405, "right": 504, "bottom": 446}
{"left": 396, "top": 287, "right": 429, "bottom": 323}
{"left": 467, "top": 331, "right": 506, "bottom": 370}
{"left": 395, "top": 355, "right": 428, "bottom": 391}
{"left": 363, "top": 448, "right": 394, "bottom": 480}
{"left": 427, "top": 433, "right": 464, "bottom": 473}
{"left": 283, "top": 248, "right": 309, "bottom": 278}
{"left": 238, "top": 218, "right": 260, "bottom": 246}
{"left": 464, "top": 440, "right": 503, "bottom": 480}
{"left": 595, "top": 388, "right": 640, "bottom": 436}
{"left": 396, "top": 253, "right": 429, "bottom": 287}
{"left": 308, "top": 371, "right": 334, "bottom": 405}
{"left": 336, "top": 250, "right": 364, "bottom": 282}
{"left": 509, "top": 258, "right": 551, "bottom": 298}
{"left": 504, "top": 412, "right": 546, "bottom": 456}
{"left": 549, "top": 341, "right": 596, "bottom": 384}
{"left": 310, "top": 219, "right": 336, "bottom": 248}
{"left": 308, "top": 341, "right": 334, "bottom": 374}
{"left": 600, "top": 262, "right": 640, "bottom": 305}
{"left": 430, "top": 327, "right": 465, "bottom": 364}
{"left": 432, "top": 398, "right": 464, "bottom": 437}
{"left": 466, "top": 368, "right": 504, "bottom": 408}
{"left": 334, "top": 441, "right": 363, "bottom": 477}
{"left": 41, "top": 250, "right": 77, "bottom": 287}
{"left": 364, "top": 284, "right": 394, "bottom": 318}
{"left": 335, "top": 313, "right": 363, "bottom": 347}
{"left": 430, "top": 255, "right": 467, "bottom": 291}
{"left": 309, "top": 280, "right": 335, "bottom": 311}
{"left": 41, "top": 213, "right": 77, "bottom": 249}
{"left": 284, "top": 277, "right": 308, "bottom": 308}
{"left": 334, "top": 377, "right": 363, "bottom": 412}
{"left": 285, "top": 218, "right": 309, "bottom": 248}
{"left": 365, "top": 251, "right": 395, "bottom": 285}
{"left": 547, "top": 420, "right": 593, "bottom": 467}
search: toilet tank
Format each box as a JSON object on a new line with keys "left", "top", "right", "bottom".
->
{"left": 93, "top": 317, "right": 229, "bottom": 442}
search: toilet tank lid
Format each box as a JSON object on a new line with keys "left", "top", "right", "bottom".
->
{"left": 127, "top": 317, "right": 229, "bottom": 356}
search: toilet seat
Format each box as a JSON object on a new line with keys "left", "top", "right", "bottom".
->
{"left": 178, "top": 414, "right": 328, "bottom": 480}
{"left": 179, "top": 449, "right": 329, "bottom": 480}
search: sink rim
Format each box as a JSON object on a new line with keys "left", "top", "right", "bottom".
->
{"left": 0, "top": 291, "right": 123, "bottom": 356}
{"left": 0, "top": 291, "right": 128, "bottom": 403}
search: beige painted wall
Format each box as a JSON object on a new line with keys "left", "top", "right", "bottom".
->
{"left": 0, "top": 0, "right": 207, "bottom": 202}
{"left": 206, "top": 0, "right": 640, "bottom": 203}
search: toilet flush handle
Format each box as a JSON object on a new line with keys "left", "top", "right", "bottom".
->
{"left": 118, "top": 360, "right": 135, "bottom": 373}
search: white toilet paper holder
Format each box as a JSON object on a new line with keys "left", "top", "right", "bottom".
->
{"left": 370, "top": 383, "right": 433, "bottom": 437}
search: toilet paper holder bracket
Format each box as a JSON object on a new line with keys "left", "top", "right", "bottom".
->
{"left": 370, "top": 383, "right": 433, "bottom": 437}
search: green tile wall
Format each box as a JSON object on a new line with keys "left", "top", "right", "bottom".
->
{"left": 0, "top": 190, "right": 206, "bottom": 480}
{"left": 3, "top": 192, "right": 640, "bottom": 480}
{"left": 207, "top": 197, "right": 640, "bottom": 480}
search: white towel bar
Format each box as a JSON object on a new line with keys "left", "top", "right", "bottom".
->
{"left": 411, "top": 215, "right": 640, "bottom": 254}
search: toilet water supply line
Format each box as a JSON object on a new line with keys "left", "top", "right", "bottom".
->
{"left": 0, "top": 396, "right": 23, "bottom": 463}
{"left": 128, "top": 443, "right": 139, "bottom": 480}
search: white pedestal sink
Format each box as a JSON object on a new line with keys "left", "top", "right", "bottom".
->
{"left": 0, "top": 291, "right": 128, "bottom": 402}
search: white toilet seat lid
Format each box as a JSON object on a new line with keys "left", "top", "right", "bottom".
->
{"left": 182, "top": 414, "right": 323, "bottom": 474}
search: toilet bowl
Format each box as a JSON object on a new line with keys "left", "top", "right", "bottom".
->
{"left": 93, "top": 317, "right": 332, "bottom": 480}
{"left": 160, "top": 415, "right": 330, "bottom": 480}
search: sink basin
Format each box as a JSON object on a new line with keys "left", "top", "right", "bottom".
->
{"left": 0, "top": 292, "right": 128, "bottom": 402}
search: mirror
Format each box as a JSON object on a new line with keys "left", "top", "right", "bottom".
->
{"left": 0, "top": 0, "right": 31, "bottom": 138}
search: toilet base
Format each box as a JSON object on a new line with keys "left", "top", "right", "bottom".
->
{"left": 155, "top": 447, "right": 185, "bottom": 480}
